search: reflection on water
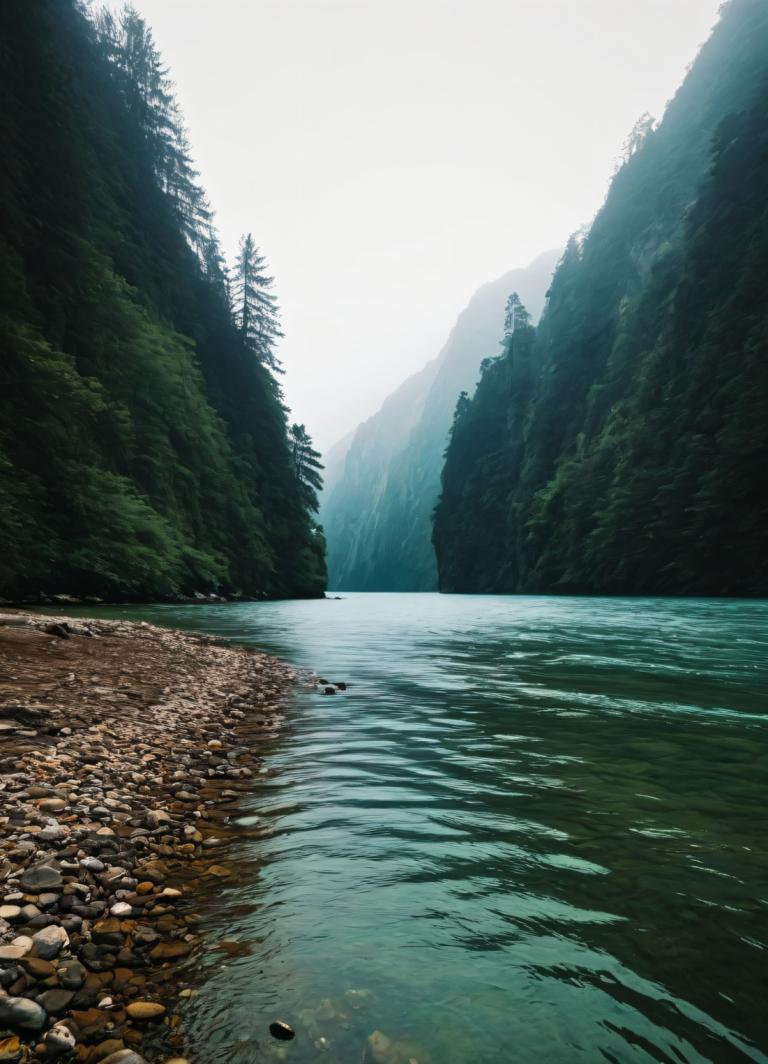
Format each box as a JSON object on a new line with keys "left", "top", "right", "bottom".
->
{"left": 112, "top": 595, "right": 768, "bottom": 1063}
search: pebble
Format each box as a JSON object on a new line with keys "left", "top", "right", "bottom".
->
{"left": 125, "top": 1001, "right": 166, "bottom": 1021}
{"left": 0, "top": 611, "right": 296, "bottom": 1062}
{"left": 44, "top": 1024, "right": 77, "bottom": 1055}
{"left": 31, "top": 924, "right": 68, "bottom": 960}
{"left": 0, "top": 996, "right": 47, "bottom": 1031}
{"left": 269, "top": 1020, "right": 296, "bottom": 1041}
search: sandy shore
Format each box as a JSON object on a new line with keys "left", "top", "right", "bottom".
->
{"left": 0, "top": 611, "right": 301, "bottom": 1064}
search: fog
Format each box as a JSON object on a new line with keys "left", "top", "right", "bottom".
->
{"left": 126, "top": 0, "right": 722, "bottom": 452}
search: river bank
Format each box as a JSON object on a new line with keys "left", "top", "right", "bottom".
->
{"left": 0, "top": 610, "right": 302, "bottom": 1064}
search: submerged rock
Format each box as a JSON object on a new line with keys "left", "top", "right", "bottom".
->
{"left": 269, "top": 1020, "right": 296, "bottom": 1041}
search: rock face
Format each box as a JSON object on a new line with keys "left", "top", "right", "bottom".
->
{"left": 321, "top": 249, "right": 560, "bottom": 591}
{"left": 0, "top": 611, "right": 297, "bottom": 1063}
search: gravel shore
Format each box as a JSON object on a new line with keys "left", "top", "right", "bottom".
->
{"left": 0, "top": 611, "right": 299, "bottom": 1064}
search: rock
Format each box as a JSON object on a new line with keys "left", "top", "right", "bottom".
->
{"left": 58, "top": 958, "right": 86, "bottom": 989}
{"left": 44, "top": 1025, "right": 77, "bottom": 1056}
{"left": 0, "top": 1035, "right": 21, "bottom": 1064}
{"left": 0, "top": 906, "right": 21, "bottom": 922}
{"left": 39, "top": 798, "right": 67, "bottom": 814}
{"left": 19, "top": 957, "right": 56, "bottom": 979}
{"left": 109, "top": 902, "right": 132, "bottom": 917}
{"left": 37, "top": 989, "right": 75, "bottom": 1015}
{"left": 0, "top": 943, "right": 29, "bottom": 963}
{"left": 269, "top": 1021, "right": 295, "bottom": 1041}
{"left": 20, "top": 864, "right": 62, "bottom": 892}
{"left": 0, "top": 996, "right": 47, "bottom": 1031}
{"left": 148, "top": 941, "right": 191, "bottom": 961}
{"left": 99, "top": 1054, "right": 150, "bottom": 1064}
{"left": 91, "top": 1040, "right": 126, "bottom": 1062}
{"left": 31, "top": 924, "right": 69, "bottom": 960}
{"left": 125, "top": 1001, "right": 165, "bottom": 1021}
{"left": 43, "top": 623, "right": 70, "bottom": 639}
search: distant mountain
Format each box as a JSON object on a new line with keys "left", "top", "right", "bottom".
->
{"left": 321, "top": 250, "right": 560, "bottom": 590}
{"left": 434, "top": 0, "right": 768, "bottom": 597}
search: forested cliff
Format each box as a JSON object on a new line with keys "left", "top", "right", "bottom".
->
{"left": 0, "top": 1, "right": 325, "bottom": 601}
{"left": 434, "top": 0, "right": 768, "bottom": 597}
{"left": 322, "top": 252, "right": 559, "bottom": 590}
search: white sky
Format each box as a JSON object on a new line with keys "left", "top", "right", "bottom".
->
{"left": 127, "top": 0, "right": 722, "bottom": 453}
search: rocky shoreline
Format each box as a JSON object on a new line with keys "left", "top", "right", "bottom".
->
{"left": 0, "top": 611, "right": 301, "bottom": 1064}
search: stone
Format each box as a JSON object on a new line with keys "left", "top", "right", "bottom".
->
{"left": 125, "top": 1001, "right": 165, "bottom": 1021}
{"left": 39, "top": 798, "right": 67, "bottom": 814}
{"left": 44, "top": 1025, "right": 77, "bottom": 1056}
{"left": 59, "top": 959, "right": 86, "bottom": 989}
{"left": 31, "top": 924, "right": 69, "bottom": 959}
{"left": 19, "top": 957, "right": 56, "bottom": 979}
{"left": 20, "top": 864, "right": 62, "bottom": 892}
{"left": 0, "top": 943, "right": 30, "bottom": 963}
{"left": 91, "top": 1040, "right": 126, "bottom": 1062}
{"left": 110, "top": 902, "right": 132, "bottom": 917}
{"left": 37, "top": 989, "right": 76, "bottom": 1015}
{"left": 269, "top": 1021, "right": 295, "bottom": 1041}
{"left": 0, "top": 906, "right": 21, "bottom": 922}
{"left": 148, "top": 941, "right": 192, "bottom": 961}
{"left": 99, "top": 1052, "right": 150, "bottom": 1064}
{"left": 0, "top": 996, "right": 47, "bottom": 1031}
{"left": 0, "top": 1035, "right": 21, "bottom": 1064}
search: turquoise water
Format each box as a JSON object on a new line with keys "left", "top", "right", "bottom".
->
{"left": 104, "top": 595, "right": 767, "bottom": 1063}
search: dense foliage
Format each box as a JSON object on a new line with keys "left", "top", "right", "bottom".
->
{"left": 434, "top": 0, "right": 768, "bottom": 597}
{"left": 321, "top": 252, "right": 559, "bottom": 590}
{"left": 0, "top": 1, "right": 325, "bottom": 600}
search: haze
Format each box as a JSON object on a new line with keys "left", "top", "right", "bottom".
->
{"left": 126, "top": 0, "right": 722, "bottom": 453}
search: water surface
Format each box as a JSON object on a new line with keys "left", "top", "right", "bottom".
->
{"left": 106, "top": 594, "right": 767, "bottom": 1063}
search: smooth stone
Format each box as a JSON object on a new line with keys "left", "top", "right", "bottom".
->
{"left": 125, "top": 1001, "right": 165, "bottom": 1021}
{"left": 0, "top": 906, "right": 21, "bottom": 922}
{"left": 0, "top": 996, "right": 47, "bottom": 1031}
{"left": 31, "top": 924, "right": 69, "bottom": 960}
{"left": 20, "top": 865, "right": 62, "bottom": 892}
{"left": 0, "top": 943, "right": 29, "bottom": 963}
{"left": 39, "top": 799, "right": 66, "bottom": 814}
{"left": 59, "top": 959, "right": 86, "bottom": 989}
{"left": 44, "top": 1025, "right": 77, "bottom": 1056}
{"left": 37, "top": 989, "right": 75, "bottom": 1015}
{"left": 99, "top": 1053, "right": 150, "bottom": 1064}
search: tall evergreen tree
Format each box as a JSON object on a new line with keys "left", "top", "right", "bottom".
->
{"left": 290, "top": 424, "right": 324, "bottom": 512}
{"left": 231, "top": 234, "right": 284, "bottom": 373}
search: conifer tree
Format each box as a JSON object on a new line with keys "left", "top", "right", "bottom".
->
{"left": 290, "top": 424, "right": 324, "bottom": 511}
{"left": 503, "top": 293, "right": 531, "bottom": 337}
{"left": 231, "top": 234, "right": 284, "bottom": 373}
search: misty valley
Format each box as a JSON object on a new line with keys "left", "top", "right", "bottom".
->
{"left": 0, "top": 2, "right": 766, "bottom": 1064}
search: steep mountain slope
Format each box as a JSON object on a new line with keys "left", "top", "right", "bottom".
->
{"left": 322, "top": 251, "right": 559, "bottom": 590}
{"left": 0, "top": 1, "right": 325, "bottom": 600}
{"left": 434, "top": 0, "right": 768, "bottom": 596}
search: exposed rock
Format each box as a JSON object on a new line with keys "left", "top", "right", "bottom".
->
{"left": 31, "top": 924, "right": 69, "bottom": 960}
{"left": 19, "top": 864, "right": 62, "bottom": 892}
{"left": 0, "top": 996, "right": 47, "bottom": 1031}
{"left": 125, "top": 1001, "right": 165, "bottom": 1021}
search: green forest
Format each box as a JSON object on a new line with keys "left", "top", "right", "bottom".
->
{"left": 433, "top": 0, "right": 768, "bottom": 597}
{"left": 0, "top": 1, "right": 326, "bottom": 601}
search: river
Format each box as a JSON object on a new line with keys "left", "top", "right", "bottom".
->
{"left": 95, "top": 593, "right": 767, "bottom": 1063}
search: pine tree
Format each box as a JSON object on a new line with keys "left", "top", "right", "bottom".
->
{"left": 290, "top": 424, "right": 324, "bottom": 511}
{"left": 503, "top": 293, "right": 531, "bottom": 337}
{"left": 231, "top": 234, "right": 284, "bottom": 373}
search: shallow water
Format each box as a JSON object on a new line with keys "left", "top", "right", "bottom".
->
{"left": 100, "top": 594, "right": 767, "bottom": 1063}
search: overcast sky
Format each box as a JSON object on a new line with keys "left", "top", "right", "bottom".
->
{"left": 127, "top": 0, "right": 722, "bottom": 453}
